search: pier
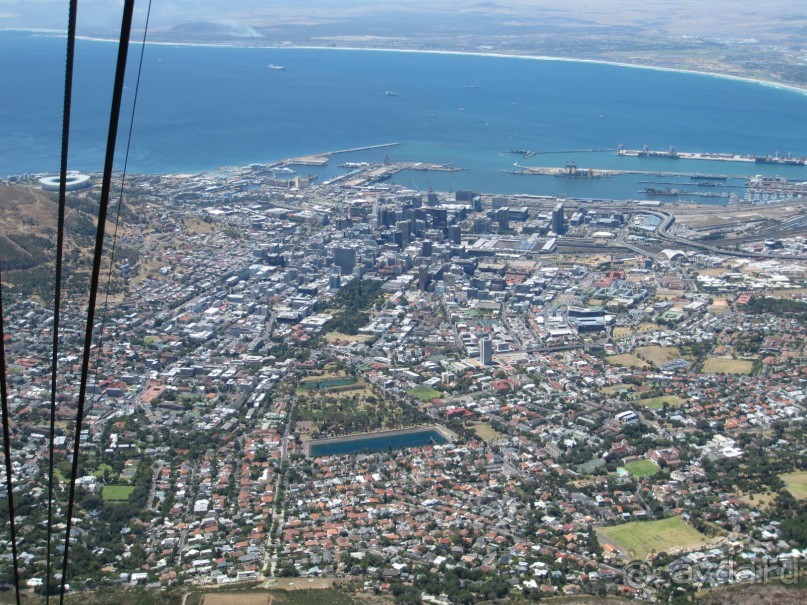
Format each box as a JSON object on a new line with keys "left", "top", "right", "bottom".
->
{"left": 283, "top": 142, "right": 401, "bottom": 167}
{"left": 330, "top": 161, "right": 465, "bottom": 188}
{"left": 326, "top": 142, "right": 401, "bottom": 156}
{"left": 509, "top": 163, "right": 740, "bottom": 180}
{"left": 506, "top": 148, "right": 615, "bottom": 159}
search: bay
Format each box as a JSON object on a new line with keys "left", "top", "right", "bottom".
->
{"left": 2, "top": 30, "right": 806, "bottom": 200}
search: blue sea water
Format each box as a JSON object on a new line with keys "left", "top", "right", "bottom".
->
{"left": 2, "top": 30, "right": 807, "bottom": 199}
{"left": 308, "top": 428, "right": 447, "bottom": 458}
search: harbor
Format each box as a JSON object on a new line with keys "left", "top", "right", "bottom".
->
{"left": 256, "top": 140, "right": 807, "bottom": 203}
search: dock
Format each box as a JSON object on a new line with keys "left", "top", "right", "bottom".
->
{"left": 324, "top": 161, "right": 465, "bottom": 188}
{"left": 510, "top": 163, "right": 740, "bottom": 179}
{"left": 283, "top": 142, "right": 400, "bottom": 167}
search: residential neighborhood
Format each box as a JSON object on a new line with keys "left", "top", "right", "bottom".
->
{"left": 1, "top": 163, "right": 806, "bottom": 602}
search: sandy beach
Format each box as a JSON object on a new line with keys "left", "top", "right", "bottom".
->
{"left": 15, "top": 28, "right": 806, "bottom": 96}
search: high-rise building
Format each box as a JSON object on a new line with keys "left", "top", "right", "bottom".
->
{"left": 474, "top": 218, "right": 491, "bottom": 234}
{"left": 418, "top": 266, "right": 431, "bottom": 291}
{"left": 496, "top": 207, "right": 510, "bottom": 231}
{"left": 479, "top": 338, "right": 493, "bottom": 365}
{"left": 551, "top": 202, "right": 565, "bottom": 234}
{"left": 448, "top": 225, "right": 462, "bottom": 245}
{"left": 455, "top": 189, "right": 475, "bottom": 202}
{"left": 333, "top": 247, "right": 357, "bottom": 275}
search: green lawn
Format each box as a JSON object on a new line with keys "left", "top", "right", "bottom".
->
{"left": 623, "top": 459, "right": 661, "bottom": 477}
{"left": 93, "top": 463, "right": 113, "bottom": 478}
{"left": 638, "top": 395, "right": 686, "bottom": 410}
{"left": 407, "top": 386, "right": 442, "bottom": 401}
{"left": 102, "top": 485, "right": 135, "bottom": 502}
{"left": 781, "top": 471, "right": 807, "bottom": 500}
{"left": 598, "top": 516, "right": 709, "bottom": 559}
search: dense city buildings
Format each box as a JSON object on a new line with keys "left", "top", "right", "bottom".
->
{"left": 0, "top": 158, "right": 806, "bottom": 602}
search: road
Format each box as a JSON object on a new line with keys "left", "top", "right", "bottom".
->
{"left": 263, "top": 396, "right": 297, "bottom": 580}
{"left": 643, "top": 209, "right": 807, "bottom": 260}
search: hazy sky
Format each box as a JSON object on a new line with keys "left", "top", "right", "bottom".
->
{"left": 1, "top": 1, "right": 804, "bottom": 40}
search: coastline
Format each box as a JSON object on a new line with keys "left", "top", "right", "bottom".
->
{"left": 304, "top": 424, "right": 454, "bottom": 456}
{"left": 289, "top": 45, "right": 807, "bottom": 98}
{"left": 7, "top": 27, "right": 805, "bottom": 97}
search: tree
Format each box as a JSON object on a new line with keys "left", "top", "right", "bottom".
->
{"left": 277, "top": 563, "right": 299, "bottom": 577}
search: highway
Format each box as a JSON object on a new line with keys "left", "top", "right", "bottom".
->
{"left": 638, "top": 209, "right": 807, "bottom": 261}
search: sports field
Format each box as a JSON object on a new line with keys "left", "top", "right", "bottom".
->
{"left": 469, "top": 421, "right": 503, "bottom": 441}
{"left": 702, "top": 357, "right": 754, "bottom": 374}
{"left": 598, "top": 516, "right": 709, "bottom": 559}
{"left": 781, "top": 471, "right": 807, "bottom": 500}
{"left": 102, "top": 485, "right": 135, "bottom": 502}
{"left": 624, "top": 459, "right": 661, "bottom": 477}
{"left": 407, "top": 386, "right": 442, "bottom": 401}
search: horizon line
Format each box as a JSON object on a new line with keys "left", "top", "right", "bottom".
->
{"left": 3, "top": 27, "right": 806, "bottom": 97}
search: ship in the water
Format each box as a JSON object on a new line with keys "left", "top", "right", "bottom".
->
{"left": 754, "top": 151, "right": 805, "bottom": 165}
{"left": 691, "top": 173, "right": 728, "bottom": 180}
{"left": 268, "top": 64, "right": 286, "bottom": 70}
{"left": 644, "top": 187, "right": 680, "bottom": 196}
{"left": 618, "top": 144, "right": 679, "bottom": 159}
{"left": 385, "top": 90, "right": 399, "bottom": 96}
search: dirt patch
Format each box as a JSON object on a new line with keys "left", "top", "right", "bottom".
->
{"left": 272, "top": 579, "right": 335, "bottom": 590}
{"left": 324, "top": 332, "right": 373, "bottom": 343}
{"left": 202, "top": 594, "right": 272, "bottom": 605}
{"left": 606, "top": 354, "right": 649, "bottom": 368}
{"left": 635, "top": 345, "right": 679, "bottom": 365}
{"left": 699, "top": 584, "right": 807, "bottom": 605}
{"left": 736, "top": 490, "right": 777, "bottom": 511}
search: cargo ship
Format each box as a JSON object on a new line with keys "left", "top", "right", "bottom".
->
{"left": 618, "top": 144, "right": 806, "bottom": 165}
{"left": 644, "top": 187, "right": 679, "bottom": 196}
{"left": 267, "top": 64, "right": 286, "bottom": 70}
{"left": 691, "top": 174, "right": 728, "bottom": 180}
{"left": 618, "top": 144, "right": 679, "bottom": 159}
{"left": 754, "top": 152, "right": 805, "bottom": 165}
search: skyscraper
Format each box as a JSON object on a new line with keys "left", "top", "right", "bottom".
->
{"left": 551, "top": 202, "right": 565, "bottom": 234}
{"left": 333, "top": 247, "right": 357, "bottom": 275}
{"left": 448, "top": 225, "right": 462, "bottom": 245}
{"left": 480, "top": 338, "right": 493, "bottom": 365}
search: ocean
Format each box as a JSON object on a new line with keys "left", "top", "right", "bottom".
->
{"left": 2, "top": 30, "right": 807, "bottom": 200}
